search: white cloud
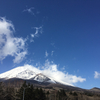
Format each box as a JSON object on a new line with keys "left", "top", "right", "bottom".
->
{"left": 23, "top": 7, "right": 35, "bottom": 16}
{"left": 51, "top": 51, "right": 54, "bottom": 56}
{"left": 33, "top": 26, "right": 43, "bottom": 36}
{"left": 31, "top": 34, "right": 35, "bottom": 38}
{"left": 13, "top": 51, "right": 27, "bottom": 63}
{"left": 30, "top": 34, "right": 34, "bottom": 43}
{"left": 22, "top": 60, "right": 86, "bottom": 86}
{"left": 30, "top": 26, "right": 43, "bottom": 42}
{"left": 0, "top": 17, "right": 27, "bottom": 63}
{"left": 94, "top": 71, "right": 100, "bottom": 79}
{"left": 45, "top": 51, "right": 49, "bottom": 57}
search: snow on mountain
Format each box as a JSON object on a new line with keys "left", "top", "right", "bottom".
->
{"left": 32, "top": 73, "right": 50, "bottom": 82}
{"left": 0, "top": 67, "right": 56, "bottom": 84}
{"left": 0, "top": 67, "right": 36, "bottom": 79}
{"left": 0, "top": 67, "right": 26, "bottom": 79}
{"left": 16, "top": 69, "right": 36, "bottom": 79}
{"left": 31, "top": 73, "right": 56, "bottom": 83}
{"left": 0, "top": 66, "right": 72, "bottom": 86}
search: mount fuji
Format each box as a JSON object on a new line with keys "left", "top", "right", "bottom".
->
{"left": 1, "top": 67, "right": 99, "bottom": 93}
{"left": 0, "top": 66, "right": 60, "bottom": 85}
{"left": 0, "top": 68, "right": 100, "bottom": 99}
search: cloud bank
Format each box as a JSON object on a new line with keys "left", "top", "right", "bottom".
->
{"left": 0, "top": 17, "right": 27, "bottom": 63}
{"left": 22, "top": 60, "right": 86, "bottom": 86}
{"left": 94, "top": 71, "right": 100, "bottom": 79}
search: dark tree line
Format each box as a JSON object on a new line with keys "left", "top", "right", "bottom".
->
{"left": 16, "top": 81, "right": 46, "bottom": 100}
{"left": 56, "top": 89, "right": 67, "bottom": 100}
{"left": 0, "top": 81, "right": 68, "bottom": 100}
{"left": 0, "top": 82, "right": 15, "bottom": 100}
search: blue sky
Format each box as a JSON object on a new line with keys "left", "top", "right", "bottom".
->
{"left": 0, "top": 0, "right": 100, "bottom": 89}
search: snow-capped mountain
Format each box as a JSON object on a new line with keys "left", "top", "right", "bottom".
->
{"left": 0, "top": 67, "right": 57, "bottom": 84}
{"left": 0, "top": 67, "right": 27, "bottom": 79}
{"left": 0, "top": 66, "right": 73, "bottom": 86}
{"left": 32, "top": 73, "right": 50, "bottom": 82}
{"left": 31, "top": 73, "right": 56, "bottom": 83}
{"left": 0, "top": 67, "right": 36, "bottom": 79}
{"left": 16, "top": 69, "right": 36, "bottom": 79}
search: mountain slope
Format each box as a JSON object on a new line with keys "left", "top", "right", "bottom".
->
{"left": 31, "top": 73, "right": 56, "bottom": 83}
{"left": 0, "top": 66, "right": 71, "bottom": 86}
{"left": 0, "top": 67, "right": 36, "bottom": 79}
{"left": 0, "top": 67, "right": 57, "bottom": 84}
{"left": 90, "top": 87, "right": 100, "bottom": 92}
{"left": 0, "top": 67, "right": 26, "bottom": 79}
{"left": 16, "top": 69, "right": 36, "bottom": 79}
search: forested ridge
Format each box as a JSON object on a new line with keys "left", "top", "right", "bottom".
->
{"left": 0, "top": 81, "right": 100, "bottom": 100}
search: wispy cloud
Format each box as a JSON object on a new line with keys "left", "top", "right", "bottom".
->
{"left": 31, "top": 34, "right": 35, "bottom": 38}
{"left": 33, "top": 26, "right": 43, "bottom": 36}
{"left": 94, "top": 71, "right": 100, "bottom": 79}
{"left": 23, "top": 7, "right": 35, "bottom": 16}
{"left": 19, "top": 60, "right": 86, "bottom": 86}
{"left": 45, "top": 51, "right": 49, "bottom": 57}
{"left": 30, "top": 26, "right": 43, "bottom": 42}
{"left": 0, "top": 17, "right": 27, "bottom": 63}
{"left": 51, "top": 43, "right": 55, "bottom": 47}
{"left": 51, "top": 51, "right": 54, "bottom": 56}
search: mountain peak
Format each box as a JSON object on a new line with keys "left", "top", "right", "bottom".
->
{"left": 0, "top": 67, "right": 36, "bottom": 79}
{"left": 0, "top": 66, "right": 71, "bottom": 86}
{"left": 16, "top": 69, "right": 36, "bottom": 79}
{"left": 32, "top": 73, "right": 50, "bottom": 82}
